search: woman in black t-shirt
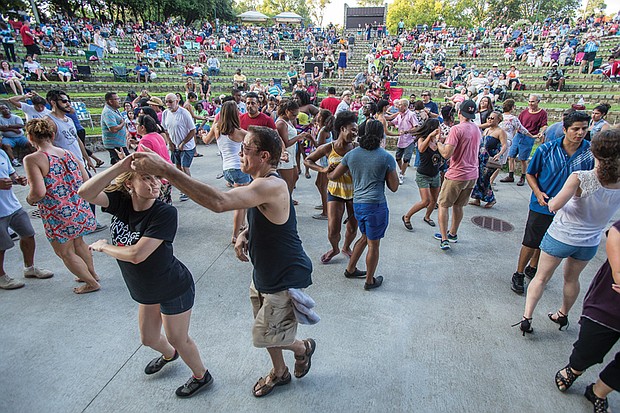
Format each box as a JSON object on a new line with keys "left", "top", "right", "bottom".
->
{"left": 78, "top": 155, "right": 212, "bottom": 398}
{"left": 402, "top": 119, "right": 442, "bottom": 229}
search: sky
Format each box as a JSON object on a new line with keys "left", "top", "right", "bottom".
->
{"left": 317, "top": 0, "right": 619, "bottom": 27}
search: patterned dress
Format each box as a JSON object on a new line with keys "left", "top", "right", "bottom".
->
{"left": 38, "top": 151, "right": 96, "bottom": 243}
{"left": 470, "top": 131, "right": 502, "bottom": 203}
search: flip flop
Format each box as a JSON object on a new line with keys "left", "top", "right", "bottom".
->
{"left": 484, "top": 201, "right": 496, "bottom": 209}
{"left": 468, "top": 200, "right": 481, "bottom": 206}
{"left": 423, "top": 217, "right": 436, "bottom": 227}
{"left": 402, "top": 215, "right": 413, "bottom": 231}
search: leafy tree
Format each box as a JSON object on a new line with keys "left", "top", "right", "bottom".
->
{"left": 308, "top": 0, "right": 330, "bottom": 27}
{"left": 386, "top": 0, "right": 443, "bottom": 33}
{"left": 259, "top": 0, "right": 310, "bottom": 19}
{"left": 584, "top": 0, "right": 606, "bottom": 16}
{"left": 0, "top": 0, "right": 28, "bottom": 17}
{"left": 357, "top": 0, "right": 384, "bottom": 6}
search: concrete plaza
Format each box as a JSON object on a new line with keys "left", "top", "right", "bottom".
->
{"left": 1, "top": 143, "right": 618, "bottom": 413}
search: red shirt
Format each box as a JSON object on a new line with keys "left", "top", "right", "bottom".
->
{"left": 518, "top": 108, "right": 548, "bottom": 135}
{"left": 20, "top": 25, "right": 34, "bottom": 46}
{"left": 240, "top": 112, "right": 276, "bottom": 130}
{"left": 319, "top": 96, "right": 340, "bottom": 114}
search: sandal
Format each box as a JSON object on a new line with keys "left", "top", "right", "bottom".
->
{"left": 423, "top": 217, "right": 436, "bottom": 227}
{"left": 95, "top": 160, "right": 105, "bottom": 167}
{"left": 555, "top": 365, "right": 580, "bottom": 392}
{"left": 294, "top": 338, "right": 316, "bottom": 378}
{"left": 401, "top": 215, "right": 413, "bottom": 231}
{"left": 468, "top": 199, "right": 481, "bottom": 206}
{"left": 484, "top": 201, "right": 496, "bottom": 209}
{"left": 252, "top": 368, "right": 291, "bottom": 397}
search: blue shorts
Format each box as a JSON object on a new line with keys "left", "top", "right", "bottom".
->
{"left": 171, "top": 148, "right": 195, "bottom": 168}
{"left": 508, "top": 132, "right": 534, "bottom": 161}
{"left": 395, "top": 142, "right": 416, "bottom": 163}
{"left": 2, "top": 135, "right": 29, "bottom": 148}
{"left": 353, "top": 202, "right": 389, "bottom": 241}
{"left": 224, "top": 168, "right": 251, "bottom": 185}
{"left": 540, "top": 233, "right": 598, "bottom": 261}
{"left": 160, "top": 283, "right": 195, "bottom": 315}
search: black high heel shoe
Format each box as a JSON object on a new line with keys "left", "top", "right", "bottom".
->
{"left": 512, "top": 316, "right": 533, "bottom": 336}
{"left": 548, "top": 310, "right": 569, "bottom": 330}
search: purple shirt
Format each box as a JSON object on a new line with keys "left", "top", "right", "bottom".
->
{"left": 582, "top": 220, "right": 620, "bottom": 332}
{"left": 392, "top": 110, "right": 419, "bottom": 148}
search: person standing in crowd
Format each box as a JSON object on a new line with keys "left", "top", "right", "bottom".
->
{"left": 589, "top": 103, "right": 611, "bottom": 138}
{"left": 421, "top": 91, "right": 439, "bottom": 118}
{"left": 501, "top": 94, "right": 548, "bottom": 186}
{"left": 434, "top": 100, "right": 481, "bottom": 250}
{"left": 240, "top": 92, "right": 277, "bottom": 130}
{"left": 337, "top": 44, "right": 348, "bottom": 79}
{"left": 131, "top": 126, "right": 316, "bottom": 399}
{"left": 44, "top": 90, "right": 95, "bottom": 172}
{"left": 275, "top": 99, "right": 310, "bottom": 198}
{"left": 509, "top": 111, "right": 594, "bottom": 296}
{"left": 306, "top": 111, "right": 358, "bottom": 264}
{"left": 305, "top": 109, "right": 334, "bottom": 221}
{"left": 135, "top": 114, "right": 173, "bottom": 204}
{"left": 402, "top": 119, "right": 442, "bottom": 230}
{"left": 8, "top": 92, "right": 50, "bottom": 121}
{"left": 19, "top": 20, "right": 40, "bottom": 59}
{"left": 319, "top": 87, "right": 340, "bottom": 115}
{"left": 0, "top": 144, "right": 53, "bottom": 290}
{"left": 335, "top": 91, "right": 352, "bottom": 114}
{"left": 328, "top": 120, "right": 398, "bottom": 290}
{"left": 391, "top": 99, "right": 419, "bottom": 184}
{"left": 162, "top": 93, "right": 196, "bottom": 202}
{"left": 101, "top": 92, "right": 128, "bottom": 165}
{"left": 23, "top": 119, "right": 99, "bottom": 294}
{"left": 79, "top": 153, "right": 212, "bottom": 398}
{"left": 515, "top": 129, "right": 620, "bottom": 335}
{"left": 553, "top": 219, "right": 620, "bottom": 413}
{"left": 469, "top": 111, "right": 508, "bottom": 208}
{"left": 213, "top": 101, "right": 251, "bottom": 243}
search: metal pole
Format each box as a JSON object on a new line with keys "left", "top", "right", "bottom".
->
{"left": 28, "top": 0, "right": 41, "bottom": 25}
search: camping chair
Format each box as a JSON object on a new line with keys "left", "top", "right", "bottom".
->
{"left": 574, "top": 52, "right": 585, "bottom": 65}
{"left": 272, "top": 78, "right": 282, "bottom": 88}
{"left": 389, "top": 88, "right": 404, "bottom": 104}
{"left": 70, "top": 101, "right": 94, "bottom": 130}
{"left": 84, "top": 50, "right": 99, "bottom": 63}
{"left": 292, "top": 49, "right": 301, "bottom": 60}
{"left": 183, "top": 41, "right": 192, "bottom": 49}
{"left": 592, "top": 57, "right": 603, "bottom": 71}
{"left": 76, "top": 65, "right": 92, "bottom": 81}
{"left": 111, "top": 64, "right": 129, "bottom": 82}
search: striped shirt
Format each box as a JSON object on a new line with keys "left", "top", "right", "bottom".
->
{"left": 526, "top": 138, "right": 594, "bottom": 215}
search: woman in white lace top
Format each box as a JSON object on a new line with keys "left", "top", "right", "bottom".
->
{"left": 516, "top": 129, "right": 620, "bottom": 335}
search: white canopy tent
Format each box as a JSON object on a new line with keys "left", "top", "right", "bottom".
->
{"left": 237, "top": 11, "right": 270, "bottom": 22}
{"left": 272, "top": 12, "right": 304, "bottom": 23}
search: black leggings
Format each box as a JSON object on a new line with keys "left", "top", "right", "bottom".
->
{"left": 77, "top": 129, "right": 93, "bottom": 156}
{"left": 107, "top": 147, "right": 130, "bottom": 165}
{"left": 2, "top": 42, "right": 16, "bottom": 62}
{"left": 569, "top": 317, "right": 620, "bottom": 391}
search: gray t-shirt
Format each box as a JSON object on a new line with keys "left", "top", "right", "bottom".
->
{"left": 341, "top": 147, "right": 396, "bottom": 204}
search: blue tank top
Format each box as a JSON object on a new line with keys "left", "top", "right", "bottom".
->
{"left": 247, "top": 173, "right": 312, "bottom": 293}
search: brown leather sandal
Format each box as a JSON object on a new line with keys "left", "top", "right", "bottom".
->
{"left": 252, "top": 368, "right": 291, "bottom": 397}
{"left": 294, "top": 338, "right": 316, "bottom": 378}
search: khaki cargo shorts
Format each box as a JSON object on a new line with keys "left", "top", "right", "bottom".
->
{"left": 438, "top": 178, "right": 476, "bottom": 208}
{"left": 250, "top": 282, "right": 298, "bottom": 348}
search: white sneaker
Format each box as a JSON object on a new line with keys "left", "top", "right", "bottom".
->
{"left": 11, "top": 159, "right": 21, "bottom": 167}
{"left": 0, "top": 274, "right": 25, "bottom": 290}
{"left": 179, "top": 193, "right": 189, "bottom": 202}
{"left": 398, "top": 174, "right": 404, "bottom": 185}
{"left": 24, "top": 266, "right": 54, "bottom": 279}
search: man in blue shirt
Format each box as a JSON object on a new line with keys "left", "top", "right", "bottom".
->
{"left": 101, "top": 91, "right": 128, "bottom": 165}
{"left": 421, "top": 90, "right": 439, "bottom": 119}
{"left": 510, "top": 111, "right": 594, "bottom": 294}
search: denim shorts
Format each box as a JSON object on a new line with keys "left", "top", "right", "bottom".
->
{"left": 353, "top": 202, "right": 389, "bottom": 241}
{"left": 508, "top": 133, "right": 534, "bottom": 161}
{"left": 224, "top": 168, "right": 251, "bottom": 185}
{"left": 395, "top": 142, "right": 416, "bottom": 163}
{"left": 160, "top": 283, "right": 195, "bottom": 315}
{"left": 171, "top": 148, "right": 195, "bottom": 168}
{"left": 540, "top": 233, "right": 598, "bottom": 261}
{"left": 2, "top": 135, "right": 29, "bottom": 148}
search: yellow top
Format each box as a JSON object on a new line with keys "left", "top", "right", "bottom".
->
{"left": 327, "top": 143, "right": 354, "bottom": 200}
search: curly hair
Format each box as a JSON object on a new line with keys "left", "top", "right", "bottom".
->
{"left": 359, "top": 120, "right": 382, "bottom": 150}
{"left": 591, "top": 128, "right": 620, "bottom": 186}
{"left": 25, "top": 118, "right": 54, "bottom": 142}
{"left": 334, "top": 110, "right": 358, "bottom": 136}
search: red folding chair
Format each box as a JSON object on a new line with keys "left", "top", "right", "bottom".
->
{"left": 574, "top": 52, "right": 585, "bottom": 65}
{"left": 389, "top": 87, "right": 404, "bottom": 104}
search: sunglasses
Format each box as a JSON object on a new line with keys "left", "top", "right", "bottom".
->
{"left": 57, "top": 98, "right": 71, "bottom": 103}
{"left": 240, "top": 143, "right": 260, "bottom": 154}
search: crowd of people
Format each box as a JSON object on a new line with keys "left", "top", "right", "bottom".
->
{"left": 1, "top": 10, "right": 620, "bottom": 411}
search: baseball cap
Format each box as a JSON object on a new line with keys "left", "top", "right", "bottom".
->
{"left": 492, "top": 63, "right": 498, "bottom": 67}
{"left": 342, "top": 90, "right": 352, "bottom": 97}
{"left": 459, "top": 100, "right": 477, "bottom": 119}
{"left": 552, "top": 62, "right": 558, "bottom": 66}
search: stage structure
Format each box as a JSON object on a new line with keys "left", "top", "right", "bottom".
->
{"left": 343, "top": 4, "right": 387, "bottom": 30}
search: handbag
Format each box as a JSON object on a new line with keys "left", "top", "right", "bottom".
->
{"left": 486, "top": 158, "right": 502, "bottom": 170}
